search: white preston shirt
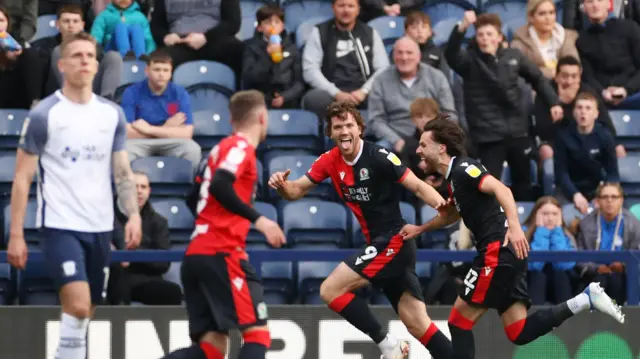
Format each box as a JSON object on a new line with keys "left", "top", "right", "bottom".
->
{"left": 19, "top": 90, "right": 127, "bottom": 232}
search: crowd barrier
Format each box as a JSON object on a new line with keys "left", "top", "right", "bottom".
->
{"left": 0, "top": 249, "right": 638, "bottom": 305}
{"left": 0, "top": 305, "right": 636, "bottom": 359}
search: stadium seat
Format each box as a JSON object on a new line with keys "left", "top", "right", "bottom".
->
{"left": 619, "top": 154, "right": 640, "bottom": 196}
{"left": 562, "top": 203, "right": 593, "bottom": 225}
{"left": 114, "top": 60, "right": 147, "bottom": 103}
{"left": 261, "top": 262, "right": 294, "bottom": 304}
{"left": 173, "top": 61, "right": 236, "bottom": 96}
{"left": 248, "top": 201, "right": 278, "bottom": 246}
{"left": 419, "top": 205, "right": 449, "bottom": 248}
{"left": 268, "top": 154, "right": 333, "bottom": 200}
{"left": 484, "top": 1, "right": 527, "bottom": 24}
{"left": 32, "top": 15, "right": 58, "bottom": 42}
{"left": 367, "top": 16, "right": 405, "bottom": 48}
{"left": 3, "top": 197, "right": 39, "bottom": 246}
{"left": 263, "top": 110, "right": 321, "bottom": 152}
{"left": 0, "top": 109, "right": 28, "bottom": 149}
{"left": 298, "top": 261, "right": 339, "bottom": 304}
{"left": 352, "top": 202, "right": 416, "bottom": 248}
{"left": 192, "top": 109, "right": 232, "bottom": 150}
{"left": 432, "top": 18, "right": 474, "bottom": 46}
{"left": 282, "top": 0, "right": 333, "bottom": 33}
{"left": 610, "top": 110, "right": 640, "bottom": 150}
{"left": 256, "top": 159, "right": 265, "bottom": 200}
{"left": 424, "top": 0, "right": 475, "bottom": 32}
{"left": 163, "top": 262, "right": 183, "bottom": 290}
{"left": 149, "top": 198, "right": 195, "bottom": 244}
{"left": 502, "top": 16, "right": 527, "bottom": 42}
{"left": 500, "top": 160, "right": 539, "bottom": 186}
{"left": 19, "top": 261, "right": 59, "bottom": 305}
{"left": 517, "top": 201, "right": 535, "bottom": 223}
{"left": 131, "top": 157, "right": 194, "bottom": 196}
{"left": 283, "top": 200, "right": 348, "bottom": 248}
{"left": 0, "top": 264, "right": 14, "bottom": 305}
{"left": 296, "top": 16, "right": 332, "bottom": 49}
{"left": 239, "top": 0, "right": 269, "bottom": 41}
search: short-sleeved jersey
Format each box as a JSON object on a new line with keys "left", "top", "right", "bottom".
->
{"left": 18, "top": 91, "right": 127, "bottom": 232}
{"left": 306, "top": 141, "right": 410, "bottom": 243}
{"left": 445, "top": 156, "right": 508, "bottom": 251}
{"left": 186, "top": 134, "right": 258, "bottom": 255}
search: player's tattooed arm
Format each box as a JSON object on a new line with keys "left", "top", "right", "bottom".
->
{"left": 112, "top": 150, "right": 139, "bottom": 216}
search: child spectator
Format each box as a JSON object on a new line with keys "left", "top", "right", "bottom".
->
{"left": 402, "top": 11, "right": 449, "bottom": 75}
{"left": 242, "top": 5, "right": 303, "bottom": 108}
{"left": 90, "top": 0, "right": 155, "bottom": 59}
{"left": 523, "top": 196, "right": 577, "bottom": 304}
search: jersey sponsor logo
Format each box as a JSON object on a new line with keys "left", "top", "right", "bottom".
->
{"left": 232, "top": 277, "right": 244, "bottom": 291}
{"left": 342, "top": 186, "right": 370, "bottom": 202}
{"left": 359, "top": 168, "right": 369, "bottom": 181}
{"left": 61, "top": 145, "right": 107, "bottom": 163}
{"left": 465, "top": 165, "right": 482, "bottom": 178}
{"left": 355, "top": 246, "right": 377, "bottom": 265}
{"left": 386, "top": 153, "right": 402, "bottom": 166}
{"left": 62, "top": 261, "right": 77, "bottom": 277}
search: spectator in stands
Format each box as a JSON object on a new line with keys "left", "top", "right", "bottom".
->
{"left": 577, "top": 0, "right": 640, "bottom": 107}
{"left": 554, "top": 92, "right": 619, "bottom": 214}
{"left": 445, "top": 11, "right": 562, "bottom": 201}
{"left": 367, "top": 36, "right": 456, "bottom": 151}
{"left": 523, "top": 196, "right": 578, "bottom": 305}
{"left": 359, "top": 0, "right": 424, "bottom": 22}
{"left": 511, "top": 0, "right": 579, "bottom": 79}
{"left": 121, "top": 51, "right": 201, "bottom": 172}
{"left": 401, "top": 11, "right": 449, "bottom": 75}
{"left": 149, "top": 0, "right": 243, "bottom": 78}
{"left": 108, "top": 171, "right": 182, "bottom": 305}
{"left": 0, "top": 0, "right": 36, "bottom": 44}
{"left": 576, "top": 182, "right": 640, "bottom": 304}
{"left": 0, "top": 6, "right": 42, "bottom": 109}
{"left": 38, "top": 0, "right": 95, "bottom": 28}
{"left": 563, "top": 0, "right": 640, "bottom": 30}
{"left": 90, "top": 0, "right": 156, "bottom": 60}
{"left": 302, "top": 0, "right": 389, "bottom": 119}
{"left": 32, "top": 4, "right": 122, "bottom": 98}
{"left": 242, "top": 5, "right": 303, "bottom": 109}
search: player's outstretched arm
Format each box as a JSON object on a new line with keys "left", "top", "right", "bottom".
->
{"left": 478, "top": 175, "right": 530, "bottom": 259}
{"left": 268, "top": 170, "right": 317, "bottom": 201}
{"left": 7, "top": 148, "right": 38, "bottom": 269}
{"left": 399, "top": 200, "right": 461, "bottom": 240}
{"left": 113, "top": 150, "right": 142, "bottom": 249}
{"left": 399, "top": 170, "right": 447, "bottom": 209}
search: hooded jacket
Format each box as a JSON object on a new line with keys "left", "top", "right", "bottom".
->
{"left": 91, "top": 2, "right": 156, "bottom": 54}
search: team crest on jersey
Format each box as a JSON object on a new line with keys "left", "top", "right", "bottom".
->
{"left": 359, "top": 168, "right": 369, "bottom": 181}
{"left": 387, "top": 153, "right": 401, "bottom": 166}
{"left": 465, "top": 165, "right": 482, "bottom": 178}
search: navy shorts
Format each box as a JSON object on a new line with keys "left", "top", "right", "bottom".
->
{"left": 40, "top": 228, "right": 112, "bottom": 303}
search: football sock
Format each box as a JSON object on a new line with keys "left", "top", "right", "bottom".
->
{"left": 418, "top": 322, "right": 453, "bottom": 359}
{"left": 328, "top": 292, "right": 387, "bottom": 343}
{"left": 238, "top": 330, "right": 271, "bottom": 359}
{"left": 55, "top": 313, "right": 89, "bottom": 359}
{"left": 448, "top": 308, "right": 476, "bottom": 359}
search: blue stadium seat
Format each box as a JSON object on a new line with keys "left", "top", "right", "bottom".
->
{"left": 239, "top": 1, "right": 269, "bottom": 40}
{"left": 190, "top": 92, "right": 230, "bottom": 113}
{"left": 163, "top": 262, "right": 183, "bottom": 290}
{"left": 419, "top": 205, "right": 449, "bottom": 248}
{"left": 0, "top": 264, "right": 14, "bottom": 305}
{"left": 432, "top": 18, "right": 474, "bottom": 46}
{"left": 424, "top": 0, "right": 475, "bottom": 31}
{"left": 261, "top": 262, "right": 294, "bottom": 304}
{"left": 263, "top": 110, "right": 320, "bottom": 152}
{"left": 500, "top": 160, "right": 539, "bottom": 186}
{"left": 4, "top": 197, "right": 39, "bottom": 245}
{"left": 173, "top": 61, "right": 236, "bottom": 96}
{"left": 268, "top": 155, "right": 333, "bottom": 200}
{"left": 282, "top": 0, "right": 333, "bottom": 33}
{"left": 502, "top": 15, "right": 527, "bottom": 42}
{"left": 352, "top": 202, "right": 416, "bottom": 248}
{"left": 610, "top": 110, "right": 640, "bottom": 150}
{"left": 131, "top": 157, "right": 194, "bottom": 196}
{"left": 516, "top": 201, "right": 535, "bottom": 223}
{"left": 150, "top": 198, "right": 195, "bottom": 244}
{"left": 367, "top": 16, "right": 405, "bottom": 48}
{"left": 115, "top": 60, "right": 147, "bottom": 103}
{"left": 32, "top": 15, "right": 58, "bottom": 42}
{"left": 256, "top": 159, "right": 265, "bottom": 200}
{"left": 483, "top": 1, "right": 527, "bottom": 23}
{"left": 562, "top": 203, "right": 593, "bottom": 226}
{"left": 0, "top": 109, "right": 28, "bottom": 149}
{"left": 296, "top": 16, "right": 332, "bottom": 48}
{"left": 298, "top": 261, "right": 339, "bottom": 304}
{"left": 19, "top": 261, "right": 59, "bottom": 305}
{"left": 248, "top": 202, "right": 278, "bottom": 246}
{"left": 618, "top": 154, "right": 640, "bottom": 196}
{"left": 192, "top": 109, "right": 232, "bottom": 150}
{"left": 238, "top": 17, "right": 258, "bottom": 41}
{"left": 283, "top": 200, "right": 348, "bottom": 248}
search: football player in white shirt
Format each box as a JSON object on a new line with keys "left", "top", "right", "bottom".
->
{"left": 7, "top": 32, "right": 142, "bottom": 359}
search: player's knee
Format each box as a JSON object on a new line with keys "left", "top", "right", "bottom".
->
{"left": 448, "top": 307, "right": 475, "bottom": 332}
{"left": 319, "top": 279, "right": 337, "bottom": 304}
{"left": 398, "top": 300, "right": 429, "bottom": 338}
{"left": 63, "top": 302, "right": 92, "bottom": 319}
{"left": 242, "top": 326, "right": 271, "bottom": 348}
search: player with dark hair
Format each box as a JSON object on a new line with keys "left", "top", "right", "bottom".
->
{"left": 269, "top": 102, "right": 452, "bottom": 359}
{"left": 401, "top": 116, "right": 625, "bottom": 359}
{"left": 160, "top": 90, "right": 286, "bottom": 359}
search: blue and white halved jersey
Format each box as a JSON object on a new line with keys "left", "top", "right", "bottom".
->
{"left": 19, "top": 90, "right": 127, "bottom": 232}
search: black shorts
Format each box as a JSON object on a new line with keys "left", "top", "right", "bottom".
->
{"left": 346, "top": 234, "right": 423, "bottom": 312}
{"left": 181, "top": 253, "right": 267, "bottom": 340}
{"left": 459, "top": 241, "right": 531, "bottom": 315}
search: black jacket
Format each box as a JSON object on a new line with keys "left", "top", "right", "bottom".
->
{"left": 242, "top": 32, "right": 304, "bottom": 106}
{"left": 113, "top": 202, "right": 171, "bottom": 277}
{"left": 576, "top": 18, "right": 640, "bottom": 95}
{"left": 563, "top": 0, "right": 640, "bottom": 30}
{"left": 445, "top": 26, "right": 559, "bottom": 144}
{"left": 533, "top": 81, "right": 616, "bottom": 144}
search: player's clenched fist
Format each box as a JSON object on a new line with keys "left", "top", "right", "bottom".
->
{"left": 268, "top": 169, "right": 291, "bottom": 190}
{"left": 255, "top": 216, "right": 287, "bottom": 248}
{"left": 7, "top": 234, "right": 27, "bottom": 269}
